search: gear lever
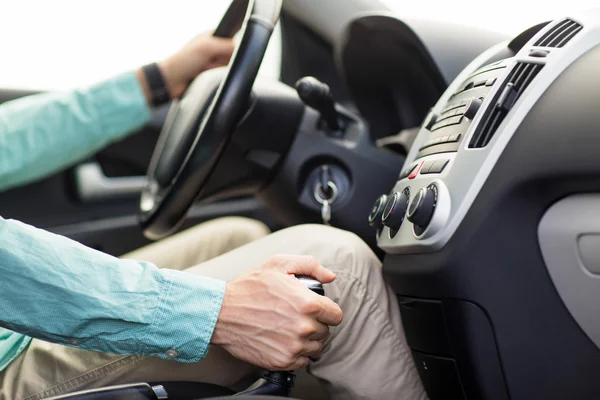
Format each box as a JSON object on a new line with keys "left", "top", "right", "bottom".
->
{"left": 296, "top": 275, "right": 325, "bottom": 296}
{"left": 295, "top": 77, "right": 341, "bottom": 132}
{"left": 235, "top": 276, "right": 324, "bottom": 397}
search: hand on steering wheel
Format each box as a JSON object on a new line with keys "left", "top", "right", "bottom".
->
{"left": 140, "top": 0, "right": 282, "bottom": 240}
{"left": 158, "top": 34, "right": 235, "bottom": 99}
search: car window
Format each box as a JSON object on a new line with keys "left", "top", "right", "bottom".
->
{"left": 381, "top": 0, "right": 598, "bottom": 35}
{"left": 0, "top": 1, "right": 281, "bottom": 90}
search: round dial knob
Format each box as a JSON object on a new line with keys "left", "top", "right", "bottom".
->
{"left": 407, "top": 184, "right": 438, "bottom": 235}
{"left": 381, "top": 188, "right": 410, "bottom": 233}
{"left": 368, "top": 194, "right": 388, "bottom": 229}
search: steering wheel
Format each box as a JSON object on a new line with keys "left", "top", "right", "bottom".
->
{"left": 140, "top": 0, "right": 282, "bottom": 240}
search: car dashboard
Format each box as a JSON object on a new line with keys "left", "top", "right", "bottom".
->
{"left": 368, "top": 9, "right": 600, "bottom": 400}
{"left": 375, "top": 17, "right": 591, "bottom": 254}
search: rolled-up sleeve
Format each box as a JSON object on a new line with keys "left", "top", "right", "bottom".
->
{"left": 0, "top": 217, "right": 226, "bottom": 363}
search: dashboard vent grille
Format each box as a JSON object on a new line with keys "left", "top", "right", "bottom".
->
{"left": 534, "top": 19, "right": 583, "bottom": 47}
{"left": 469, "top": 62, "right": 543, "bottom": 148}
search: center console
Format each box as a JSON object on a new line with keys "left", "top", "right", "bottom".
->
{"left": 373, "top": 10, "right": 600, "bottom": 399}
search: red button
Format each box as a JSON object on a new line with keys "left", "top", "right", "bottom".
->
{"left": 408, "top": 161, "right": 424, "bottom": 179}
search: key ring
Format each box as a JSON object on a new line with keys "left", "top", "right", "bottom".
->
{"left": 314, "top": 181, "right": 338, "bottom": 204}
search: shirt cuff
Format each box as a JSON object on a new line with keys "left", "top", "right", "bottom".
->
{"left": 142, "top": 268, "right": 226, "bottom": 363}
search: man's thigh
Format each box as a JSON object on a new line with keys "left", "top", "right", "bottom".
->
{"left": 182, "top": 223, "right": 373, "bottom": 281}
{"left": 121, "top": 216, "right": 270, "bottom": 271}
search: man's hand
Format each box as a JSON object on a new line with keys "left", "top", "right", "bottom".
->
{"left": 159, "top": 32, "right": 235, "bottom": 98}
{"left": 210, "top": 255, "right": 343, "bottom": 371}
{"left": 138, "top": 32, "right": 235, "bottom": 104}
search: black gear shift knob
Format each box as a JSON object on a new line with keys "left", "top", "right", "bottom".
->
{"left": 295, "top": 76, "right": 341, "bottom": 131}
{"left": 296, "top": 275, "right": 325, "bottom": 296}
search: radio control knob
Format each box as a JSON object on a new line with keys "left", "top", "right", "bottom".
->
{"left": 382, "top": 188, "right": 410, "bottom": 233}
{"left": 407, "top": 185, "right": 438, "bottom": 234}
{"left": 368, "top": 195, "right": 388, "bottom": 230}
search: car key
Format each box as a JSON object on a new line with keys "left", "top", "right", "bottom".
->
{"left": 319, "top": 165, "right": 333, "bottom": 198}
{"left": 321, "top": 199, "right": 331, "bottom": 225}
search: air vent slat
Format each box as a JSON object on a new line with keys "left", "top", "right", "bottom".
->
{"left": 555, "top": 25, "right": 583, "bottom": 48}
{"left": 510, "top": 63, "right": 528, "bottom": 89}
{"left": 515, "top": 65, "right": 540, "bottom": 97}
{"left": 537, "top": 20, "right": 571, "bottom": 47}
{"left": 534, "top": 18, "right": 583, "bottom": 48}
{"left": 477, "top": 106, "right": 504, "bottom": 148}
{"left": 548, "top": 21, "right": 580, "bottom": 47}
{"left": 468, "top": 63, "right": 543, "bottom": 148}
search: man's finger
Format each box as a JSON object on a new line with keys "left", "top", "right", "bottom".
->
{"left": 301, "top": 339, "right": 325, "bottom": 358}
{"left": 308, "top": 321, "right": 330, "bottom": 341}
{"left": 278, "top": 254, "right": 336, "bottom": 283}
{"left": 290, "top": 356, "right": 310, "bottom": 370}
{"left": 209, "top": 36, "right": 236, "bottom": 55}
{"left": 316, "top": 296, "right": 343, "bottom": 326}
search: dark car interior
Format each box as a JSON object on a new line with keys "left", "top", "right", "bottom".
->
{"left": 3, "top": 0, "right": 600, "bottom": 398}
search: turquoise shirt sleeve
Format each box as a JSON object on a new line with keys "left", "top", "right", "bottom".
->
{"left": 0, "top": 71, "right": 151, "bottom": 191}
{"left": 0, "top": 72, "right": 227, "bottom": 370}
{"left": 0, "top": 217, "right": 225, "bottom": 369}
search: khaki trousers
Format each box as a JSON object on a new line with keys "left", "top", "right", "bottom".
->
{"left": 0, "top": 217, "right": 425, "bottom": 400}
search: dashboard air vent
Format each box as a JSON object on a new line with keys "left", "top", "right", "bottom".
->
{"left": 469, "top": 62, "right": 543, "bottom": 148}
{"left": 534, "top": 19, "right": 583, "bottom": 48}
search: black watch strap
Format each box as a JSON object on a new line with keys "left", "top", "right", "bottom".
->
{"left": 142, "top": 63, "right": 170, "bottom": 106}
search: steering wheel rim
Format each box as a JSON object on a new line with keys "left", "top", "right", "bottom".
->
{"left": 139, "top": 0, "right": 282, "bottom": 240}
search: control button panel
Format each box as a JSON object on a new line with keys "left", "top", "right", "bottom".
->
{"left": 377, "top": 177, "right": 451, "bottom": 251}
{"left": 421, "top": 160, "right": 436, "bottom": 174}
{"left": 399, "top": 163, "right": 417, "bottom": 179}
{"left": 376, "top": 36, "right": 566, "bottom": 253}
{"left": 421, "top": 159, "right": 449, "bottom": 175}
{"left": 440, "top": 99, "right": 470, "bottom": 116}
{"left": 417, "top": 72, "right": 497, "bottom": 159}
{"left": 377, "top": 56, "right": 510, "bottom": 252}
{"left": 431, "top": 115, "right": 463, "bottom": 131}
{"left": 408, "top": 162, "right": 423, "bottom": 180}
{"left": 420, "top": 134, "right": 461, "bottom": 151}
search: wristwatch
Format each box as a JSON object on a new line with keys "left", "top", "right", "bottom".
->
{"left": 141, "top": 63, "right": 171, "bottom": 107}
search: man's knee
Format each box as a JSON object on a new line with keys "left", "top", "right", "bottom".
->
{"left": 275, "top": 224, "right": 379, "bottom": 276}
{"left": 218, "top": 217, "right": 271, "bottom": 243}
{"left": 187, "top": 216, "right": 270, "bottom": 245}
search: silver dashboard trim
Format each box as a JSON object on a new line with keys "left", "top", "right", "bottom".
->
{"left": 378, "top": 11, "right": 600, "bottom": 254}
